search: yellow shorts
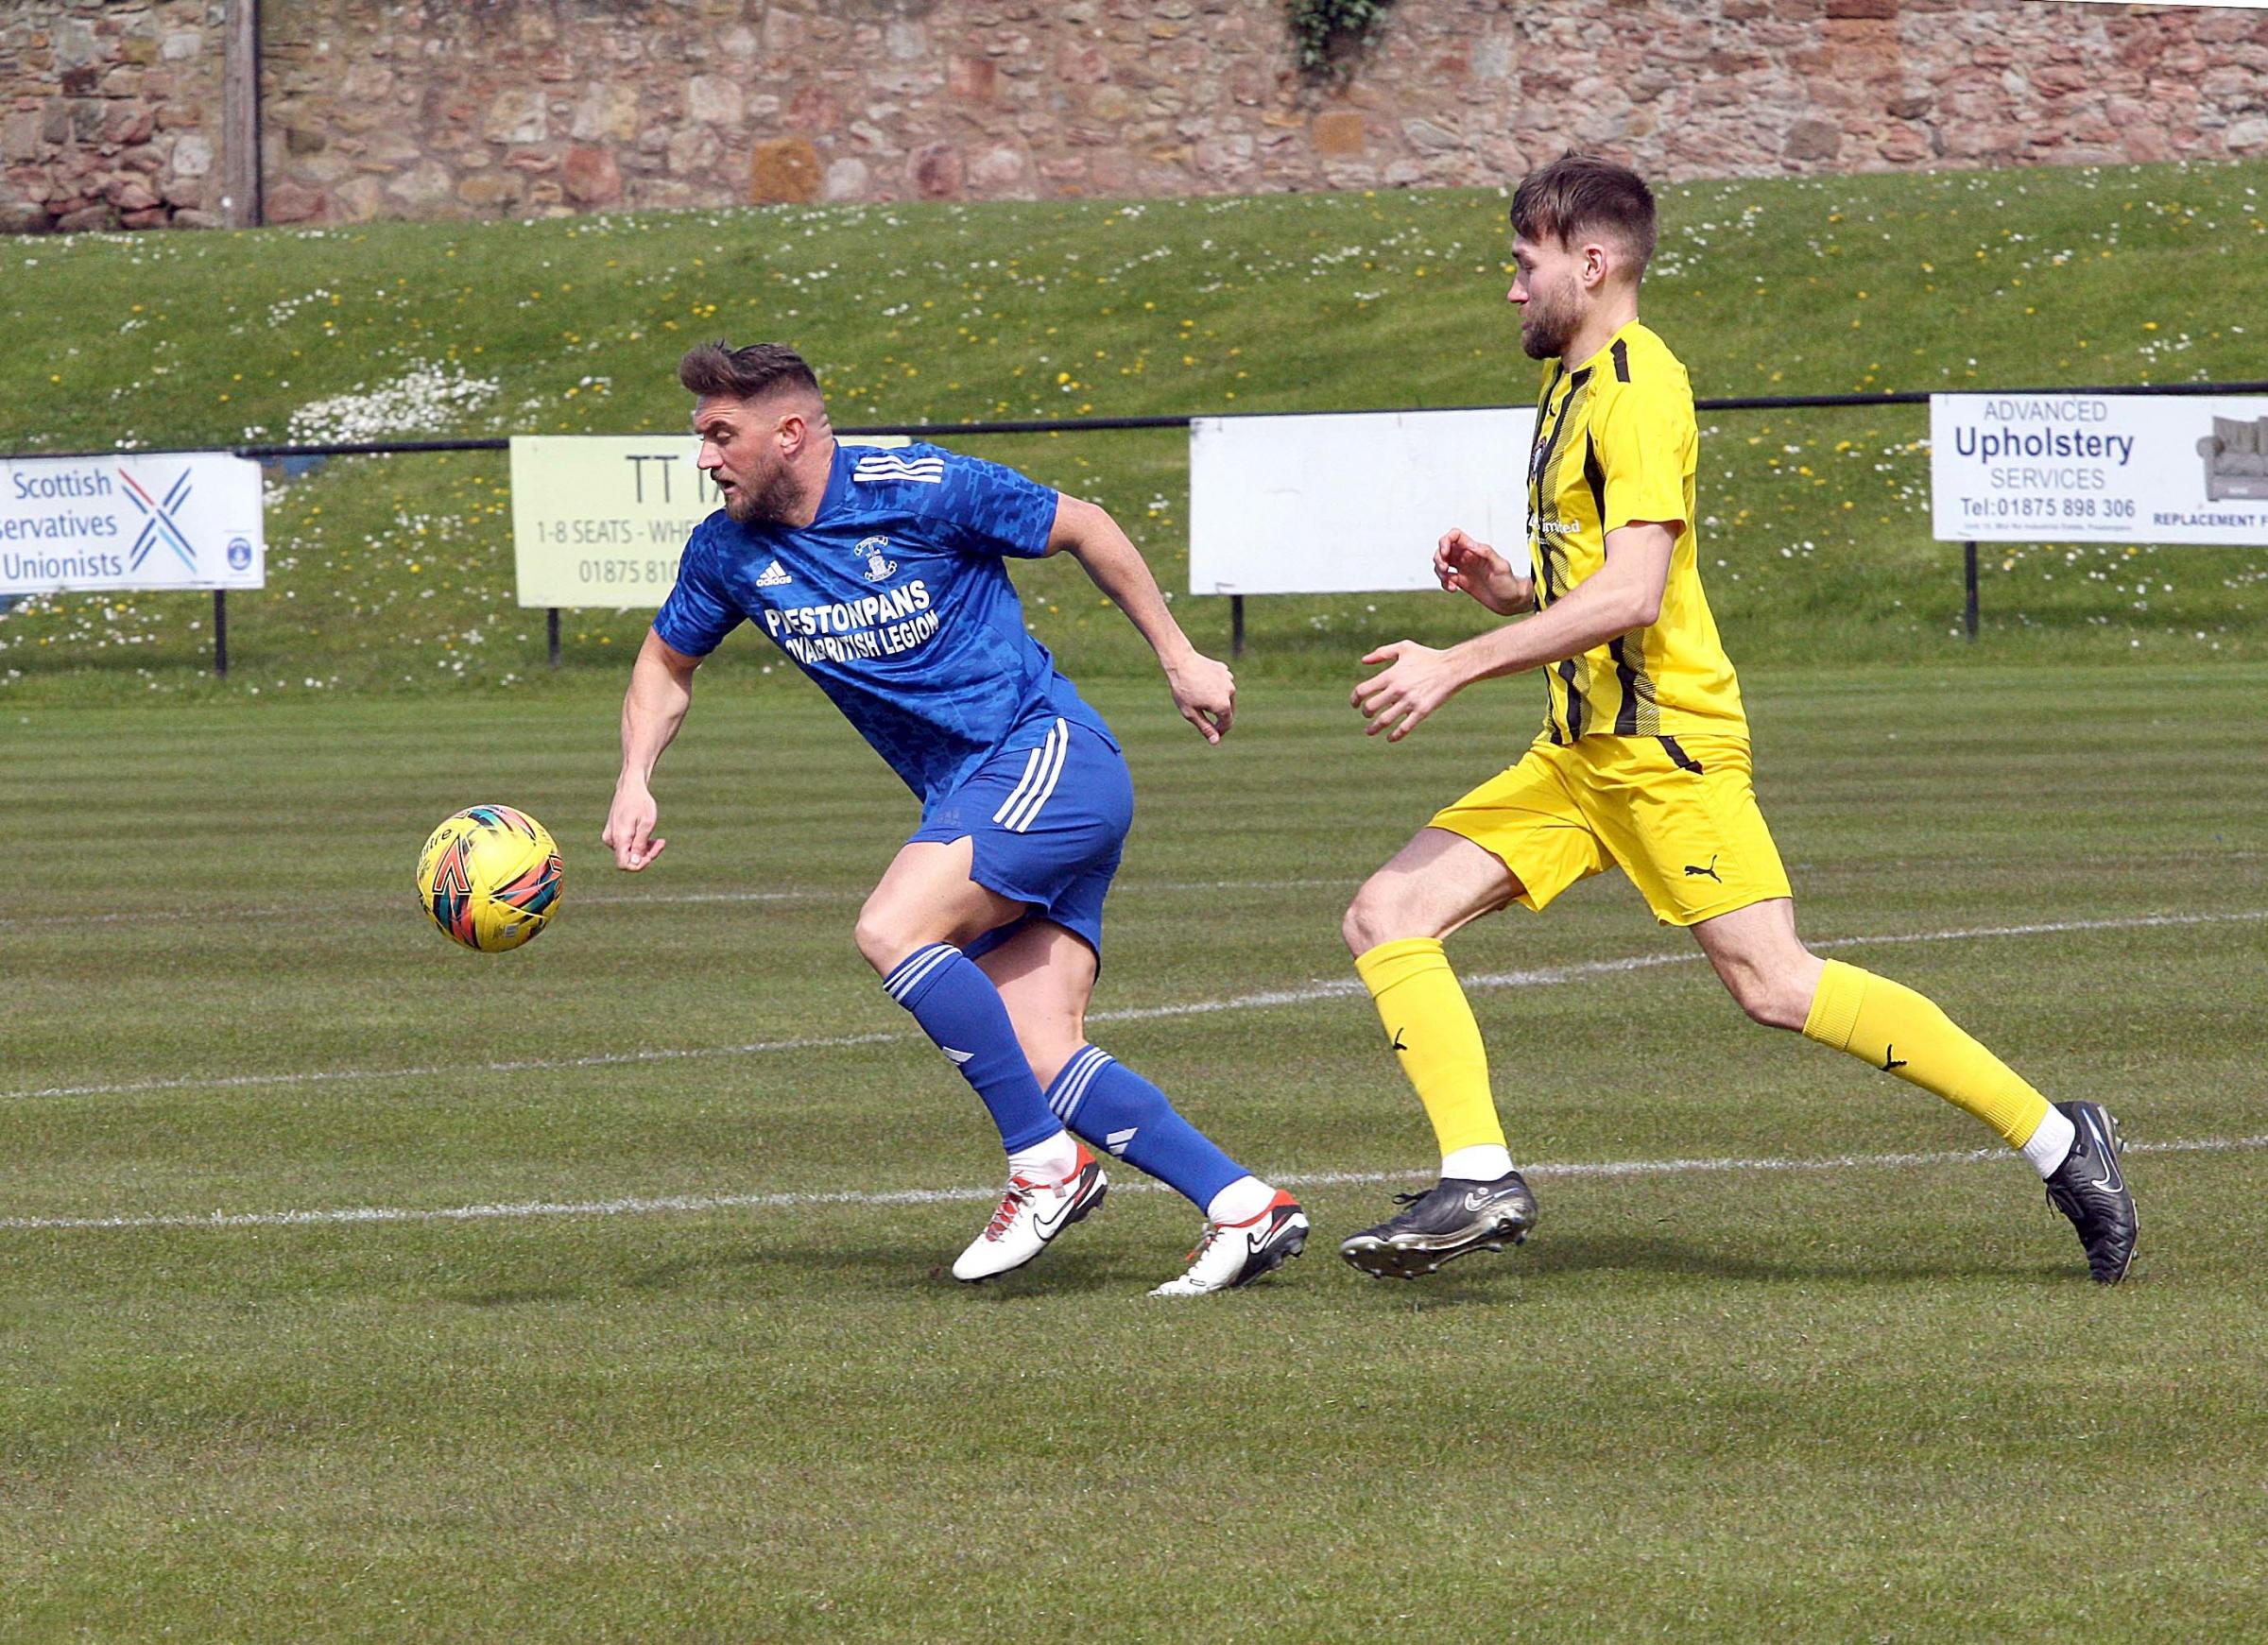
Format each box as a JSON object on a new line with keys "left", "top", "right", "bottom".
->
{"left": 1427, "top": 733, "right": 1792, "bottom": 927}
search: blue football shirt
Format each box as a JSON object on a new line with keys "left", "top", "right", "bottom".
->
{"left": 653, "top": 439, "right": 1117, "bottom": 801}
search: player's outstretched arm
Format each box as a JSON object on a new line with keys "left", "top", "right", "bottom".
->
{"left": 1354, "top": 521, "right": 1675, "bottom": 742}
{"left": 604, "top": 628, "right": 702, "bottom": 871}
{"left": 1048, "top": 493, "right": 1235, "bottom": 744}
{"left": 1434, "top": 528, "right": 1534, "bottom": 615}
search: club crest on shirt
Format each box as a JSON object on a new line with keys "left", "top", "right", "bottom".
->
{"left": 854, "top": 535, "right": 899, "bottom": 583}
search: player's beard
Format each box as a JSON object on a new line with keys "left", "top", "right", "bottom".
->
{"left": 1519, "top": 276, "right": 1580, "bottom": 360}
{"left": 720, "top": 466, "right": 799, "bottom": 524}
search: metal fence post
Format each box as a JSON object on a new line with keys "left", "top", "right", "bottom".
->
{"left": 1964, "top": 540, "right": 1979, "bottom": 641}
{"left": 214, "top": 590, "right": 229, "bottom": 677}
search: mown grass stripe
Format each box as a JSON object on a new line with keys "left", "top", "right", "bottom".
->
{"left": 6, "top": 908, "right": 2259, "bottom": 1104}
{"left": 4, "top": 1133, "right": 2253, "bottom": 1236}
{"left": 0, "top": 877, "right": 1358, "bottom": 929}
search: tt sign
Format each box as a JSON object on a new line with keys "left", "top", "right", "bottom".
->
{"left": 2, "top": 453, "right": 265, "bottom": 595}
{"left": 509, "top": 434, "right": 909, "bottom": 609}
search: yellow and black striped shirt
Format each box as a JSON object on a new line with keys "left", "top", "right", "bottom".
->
{"left": 1525, "top": 320, "right": 1746, "bottom": 744}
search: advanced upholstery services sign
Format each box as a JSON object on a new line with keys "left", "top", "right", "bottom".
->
{"left": 1931, "top": 393, "right": 2268, "bottom": 545}
{"left": 1, "top": 453, "right": 265, "bottom": 594}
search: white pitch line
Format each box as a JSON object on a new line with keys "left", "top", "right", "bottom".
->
{"left": 0, "top": 891, "right": 854, "bottom": 927}
{"left": 7, "top": 907, "right": 2262, "bottom": 1105}
{"left": 578, "top": 877, "right": 1355, "bottom": 907}
{"left": 4, "top": 1132, "right": 2259, "bottom": 1236}
{"left": 0, "top": 878, "right": 1355, "bottom": 930}
{"left": 13, "top": 850, "right": 2267, "bottom": 932}
{"left": 5, "top": 1033, "right": 912, "bottom": 1104}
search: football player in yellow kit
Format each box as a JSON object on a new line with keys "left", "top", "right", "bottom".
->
{"left": 1337, "top": 154, "right": 2136, "bottom": 1286}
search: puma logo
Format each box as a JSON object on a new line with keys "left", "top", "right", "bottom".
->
{"left": 1683, "top": 855, "right": 1722, "bottom": 882}
{"left": 1881, "top": 1046, "right": 1908, "bottom": 1072}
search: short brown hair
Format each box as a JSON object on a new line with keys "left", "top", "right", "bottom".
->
{"left": 678, "top": 340, "right": 823, "bottom": 403}
{"left": 1509, "top": 152, "right": 1657, "bottom": 275}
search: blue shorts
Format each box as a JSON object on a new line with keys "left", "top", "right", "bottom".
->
{"left": 908, "top": 715, "right": 1132, "bottom": 962}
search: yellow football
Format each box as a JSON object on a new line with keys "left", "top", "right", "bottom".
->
{"left": 415, "top": 804, "right": 563, "bottom": 952}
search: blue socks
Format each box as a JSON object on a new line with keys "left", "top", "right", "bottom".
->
{"left": 881, "top": 946, "right": 1254, "bottom": 1209}
{"left": 882, "top": 944, "right": 1058, "bottom": 1154}
{"left": 1045, "top": 1045, "right": 1246, "bottom": 1209}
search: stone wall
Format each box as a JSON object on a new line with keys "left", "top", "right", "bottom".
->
{"left": 4, "top": 0, "right": 2267, "bottom": 232}
{"left": 1, "top": 2, "right": 223, "bottom": 231}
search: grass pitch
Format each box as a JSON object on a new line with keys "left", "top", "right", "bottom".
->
{"left": 4, "top": 661, "right": 2265, "bottom": 1641}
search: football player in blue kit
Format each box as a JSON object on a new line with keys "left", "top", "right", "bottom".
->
{"left": 603, "top": 341, "right": 1308, "bottom": 1295}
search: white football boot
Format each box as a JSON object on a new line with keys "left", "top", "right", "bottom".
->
{"left": 1148, "top": 1191, "right": 1310, "bottom": 1297}
{"left": 952, "top": 1143, "right": 1109, "bottom": 1283}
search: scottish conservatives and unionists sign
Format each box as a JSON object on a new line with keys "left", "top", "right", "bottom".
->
{"left": 1931, "top": 393, "right": 2268, "bottom": 546}
{"left": 1, "top": 453, "right": 265, "bottom": 595}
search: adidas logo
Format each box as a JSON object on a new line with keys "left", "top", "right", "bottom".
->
{"left": 754, "top": 560, "right": 792, "bottom": 589}
{"left": 1106, "top": 1127, "right": 1138, "bottom": 1157}
{"left": 852, "top": 454, "right": 946, "bottom": 486}
{"left": 942, "top": 1047, "right": 974, "bottom": 1067}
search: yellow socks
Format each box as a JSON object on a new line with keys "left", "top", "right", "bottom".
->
{"left": 1801, "top": 959, "right": 2052, "bottom": 1150}
{"left": 1354, "top": 938, "right": 1506, "bottom": 1157}
{"left": 1353, "top": 945, "right": 2053, "bottom": 1164}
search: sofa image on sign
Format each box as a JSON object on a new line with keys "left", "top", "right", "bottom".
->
{"left": 2200, "top": 416, "right": 2268, "bottom": 502}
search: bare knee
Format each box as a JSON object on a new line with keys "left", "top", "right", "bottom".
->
{"left": 1344, "top": 875, "right": 1434, "bottom": 957}
{"left": 1717, "top": 956, "right": 1821, "bottom": 1031}
{"left": 1344, "top": 831, "right": 1516, "bottom": 958}
{"left": 853, "top": 897, "right": 924, "bottom": 976}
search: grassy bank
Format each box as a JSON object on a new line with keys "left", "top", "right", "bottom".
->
{"left": 3, "top": 158, "right": 2266, "bottom": 700}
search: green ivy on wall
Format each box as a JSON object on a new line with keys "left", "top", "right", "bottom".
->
{"left": 1286, "top": 0, "right": 1398, "bottom": 77}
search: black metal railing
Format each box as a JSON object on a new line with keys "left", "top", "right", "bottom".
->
{"left": 9, "top": 377, "right": 2268, "bottom": 673}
